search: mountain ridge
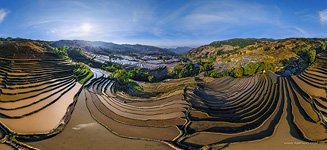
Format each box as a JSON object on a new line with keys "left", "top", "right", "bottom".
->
{"left": 50, "top": 40, "right": 176, "bottom": 56}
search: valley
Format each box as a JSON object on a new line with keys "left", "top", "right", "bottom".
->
{"left": 1, "top": 0, "right": 327, "bottom": 149}
{"left": 0, "top": 38, "right": 326, "bottom": 150}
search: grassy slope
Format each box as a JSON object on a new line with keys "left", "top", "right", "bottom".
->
{"left": 187, "top": 38, "right": 327, "bottom": 72}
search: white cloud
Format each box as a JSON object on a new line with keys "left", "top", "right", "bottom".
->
{"left": 319, "top": 9, "right": 327, "bottom": 25}
{"left": 181, "top": 0, "right": 281, "bottom": 31}
{"left": 184, "top": 14, "right": 233, "bottom": 25}
{"left": 0, "top": 9, "right": 8, "bottom": 23}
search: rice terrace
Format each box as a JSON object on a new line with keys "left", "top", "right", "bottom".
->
{"left": 0, "top": 0, "right": 327, "bottom": 150}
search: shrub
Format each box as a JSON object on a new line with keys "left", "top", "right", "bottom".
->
{"left": 243, "top": 62, "right": 259, "bottom": 76}
{"left": 206, "top": 70, "right": 229, "bottom": 78}
{"left": 102, "top": 64, "right": 122, "bottom": 72}
{"left": 256, "top": 62, "right": 276, "bottom": 73}
{"left": 230, "top": 65, "right": 243, "bottom": 78}
{"left": 129, "top": 68, "right": 152, "bottom": 82}
{"left": 73, "top": 63, "right": 93, "bottom": 84}
{"left": 293, "top": 45, "right": 309, "bottom": 56}
{"left": 104, "top": 65, "right": 153, "bottom": 82}
{"left": 170, "top": 62, "right": 197, "bottom": 78}
{"left": 128, "top": 81, "right": 143, "bottom": 91}
{"left": 199, "top": 61, "right": 214, "bottom": 72}
{"left": 51, "top": 47, "right": 68, "bottom": 58}
{"left": 321, "top": 43, "right": 326, "bottom": 51}
{"left": 147, "top": 75, "right": 154, "bottom": 82}
{"left": 114, "top": 69, "right": 130, "bottom": 84}
{"left": 307, "top": 49, "right": 316, "bottom": 64}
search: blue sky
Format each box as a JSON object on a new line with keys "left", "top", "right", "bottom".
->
{"left": 0, "top": 0, "right": 326, "bottom": 47}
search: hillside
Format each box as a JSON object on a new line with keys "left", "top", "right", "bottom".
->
{"left": 0, "top": 37, "right": 326, "bottom": 150}
{"left": 187, "top": 38, "right": 327, "bottom": 75}
{"left": 0, "top": 39, "right": 55, "bottom": 59}
{"left": 167, "top": 46, "right": 193, "bottom": 54}
{"left": 50, "top": 40, "right": 175, "bottom": 56}
{"left": 0, "top": 41, "right": 46, "bottom": 54}
{"left": 0, "top": 38, "right": 94, "bottom": 149}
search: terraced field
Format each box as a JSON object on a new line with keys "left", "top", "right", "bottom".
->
{"left": 83, "top": 77, "right": 189, "bottom": 142}
{"left": 1, "top": 47, "right": 326, "bottom": 149}
{"left": 0, "top": 51, "right": 82, "bottom": 149}
{"left": 177, "top": 54, "right": 327, "bottom": 148}
{"left": 288, "top": 53, "right": 327, "bottom": 142}
{"left": 81, "top": 54, "right": 326, "bottom": 149}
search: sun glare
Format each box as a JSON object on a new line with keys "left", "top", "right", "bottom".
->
{"left": 80, "top": 23, "right": 92, "bottom": 33}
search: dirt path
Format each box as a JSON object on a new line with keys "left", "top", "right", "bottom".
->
{"left": 29, "top": 89, "right": 173, "bottom": 150}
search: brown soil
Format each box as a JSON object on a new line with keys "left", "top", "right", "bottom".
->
{"left": 0, "top": 144, "right": 12, "bottom": 150}
{"left": 0, "top": 84, "right": 81, "bottom": 134}
{"left": 29, "top": 89, "right": 173, "bottom": 150}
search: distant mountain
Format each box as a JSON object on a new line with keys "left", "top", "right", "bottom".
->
{"left": 50, "top": 40, "right": 175, "bottom": 56}
{"left": 167, "top": 46, "right": 193, "bottom": 54}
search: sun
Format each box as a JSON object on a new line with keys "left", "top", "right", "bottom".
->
{"left": 80, "top": 23, "right": 92, "bottom": 33}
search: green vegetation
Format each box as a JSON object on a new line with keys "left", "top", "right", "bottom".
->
{"left": 307, "top": 49, "right": 316, "bottom": 64}
{"left": 198, "top": 60, "right": 229, "bottom": 78}
{"left": 110, "top": 69, "right": 143, "bottom": 91}
{"left": 205, "top": 70, "right": 229, "bottom": 78}
{"left": 170, "top": 62, "right": 197, "bottom": 78}
{"left": 243, "top": 62, "right": 259, "bottom": 76}
{"left": 321, "top": 42, "right": 326, "bottom": 51}
{"left": 293, "top": 43, "right": 318, "bottom": 64}
{"left": 188, "top": 38, "right": 327, "bottom": 77}
{"left": 293, "top": 45, "right": 310, "bottom": 56}
{"left": 128, "top": 81, "right": 143, "bottom": 91}
{"left": 256, "top": 62, "right": 276, "bottom": 73}
{"left": 129, "top": 68, "right": 154, "bottom": 82}
{"left": 104, "top": 64, "right": 154, "bottom": 82}
{"left": 199, "top": 61, "right": 214, "bottom": 73}
{"left": 292, "top": 45, "right": 317, "bottom": 64}
{"left": 210, "top": 38, "right": 270, "bottom": 49}
{"left": 73, "top": 63, "right": 93, "bottom": 84}
{"left": 113, "top": 69, "right": 131, "bottom": 85}
{"left": 202, "top": 61, "right": 276, "bottom": 78}
{"left": 230, "top": 65, "right": 243, "bottom": 78}
{"left": 102, "top": 64, "right": 123, "bottom": 72}
{"left": 51, "top": 46, "right": 68, "bottom": 58}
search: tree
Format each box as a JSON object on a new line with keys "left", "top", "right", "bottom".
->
{"left": 256, "top": 62, "right": 276, "bottom": 73}
{"left": 129, "top": 68, "right": 153, "bottom": 82}
{"left": 243, "top": 62, "right": 259, "bottom": 76}
{"left": 230, "top": 65, "right": 243, "bottom": 78}
{"left": 322, "top": 43, "right": 326, "bottom": 51}
{"left": 73, "top": 63, "right": 93, "bottom": 84}
{"left": 307, "top": 49, "right": 316, "bottom": 64}
{"left": 293, "top": 45, "right": 309, "bottom": 56}
{"left": 206, "top": 70, "right": 228, "bottom": 78}
{"left": 199, "top": 61, "right": 214, "bottom": 72}
{"left": 170, "top": 62, "right": 197, "bottom": 78}
{"left": 147, "top": 75, "right": 154, "bottom": 82}
{"left": 114, "top": 69, "right": 130, "bottom": 84}
{"left": 52, "top": 47, "right": 68, "bottom": 58}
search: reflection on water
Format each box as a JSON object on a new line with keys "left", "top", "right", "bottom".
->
{"left": 90, "top": 53, "right": 179, "bottom": 70}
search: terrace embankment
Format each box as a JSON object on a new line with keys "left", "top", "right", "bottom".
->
{"left": 1, "top": 41, "right": 326, "bottom": 149}
{"left": 0, "top": 44, "right": 84, "bottom": 149}
{"left": 175, "top": 53, "right": 327, "bottom": 149}
{"left": 29, "top": 87, "right": 173, "bottom": 150}
{"left": 79, "top": 76, "right": 194, "bottom": 148}
{"left": 70, "top": 53, "right": 326, "bottom": 149}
